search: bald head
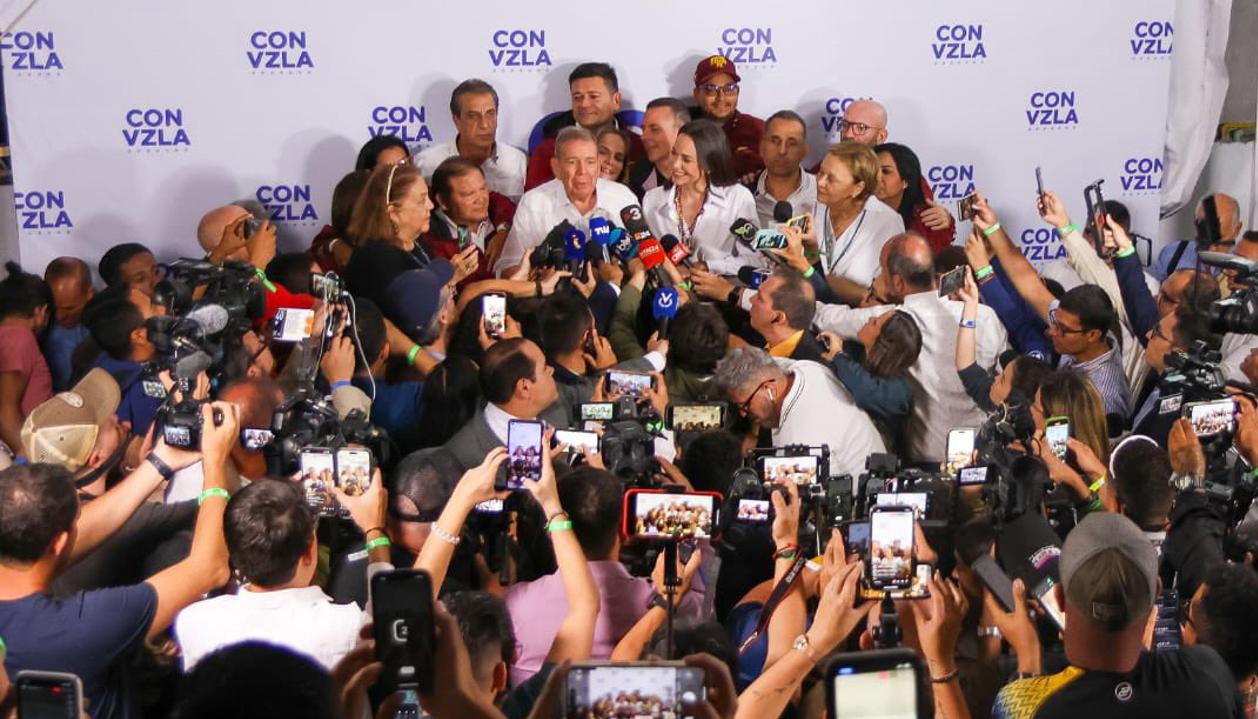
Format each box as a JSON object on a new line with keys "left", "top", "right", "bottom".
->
{"left": 196, "top": 205, "right": 251, "bottom": 255}
{"left": 879, "top": 232, "right": 934, "bottom": 301}
{"left": 218, "top": 376, "right": 283, "bottom": 430}
{"left": 1196, "top": 193, "right": 1244, "bottom": 243}
{"left": 840, "top": 100, "right": 889, "bottom": 146}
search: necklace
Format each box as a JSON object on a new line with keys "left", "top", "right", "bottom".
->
{"left": 674, "top": 185, "right": 708, "bottom": 251}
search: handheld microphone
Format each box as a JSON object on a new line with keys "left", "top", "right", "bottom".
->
{"left": 588, "top": 216, "right": 612, "bottom": 264}
{"left": 659, "top": 234, "right": 693, "bottom": 268}
{"left": 532, "top": 220, "right": 574, "bottom": 269}
{"left": 737, "top": 265, "right": 772, "bottom": 290}
{"left": 563, "top": 227, "right": 587, "bottom": 274}
{"left": 996, "top": 512, "right": 1065, "bottom": 629}
{"left": 730, "top": 218, "right": 759, "bottom": 245}
{"left": 583, "top": 241, "right": 605, "bottom": 269}
{"left": 608, "top": 227, "right": 637, "bottom": 262}
{"left": 620, "top": 204, "right": 659, "bottom": 247}
{"left": 773, "top": 201, "right": 793, "bottom": 224}
{"left": 652, "top": 286, "right": 680, "bottom": 337}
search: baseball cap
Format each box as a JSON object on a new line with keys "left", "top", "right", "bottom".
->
{"left": 383, "top": 258, "right": 455, "bottom": 339}
{"left": 1060, "top": 512, "right": 1158, "bottom": 630}
{"left": 21, "top": 369, "right": 122, "bottom": 472}
{"left": 694, "top": 55, "right": 741, "bottom": 87}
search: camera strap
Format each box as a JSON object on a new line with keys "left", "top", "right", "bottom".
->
{"left": 737, "top": 552, "right": 809, "bottom": 655}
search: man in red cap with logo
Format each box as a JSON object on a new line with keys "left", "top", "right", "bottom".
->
{"left": 691, "top": 54, "right": 765, "bottom": 178}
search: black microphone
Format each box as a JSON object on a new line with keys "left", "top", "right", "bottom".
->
{"left": 736, "top": 266, "right": 771, "bottom": 290}
{"left": 773, "top": 201, "right": 793, "bottom": 224}
{"left": 996, "top": 512, "right": 1065, "bottom": 629}
{"left": 621, "top": 204, "right": 671, "bottom": 288}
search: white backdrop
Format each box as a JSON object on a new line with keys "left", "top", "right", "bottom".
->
{"left": 1, "top": 0, "right": 1175, "bottom": 275}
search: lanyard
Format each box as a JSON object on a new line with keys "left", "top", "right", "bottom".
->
{"left": 824, "top": 207, "right": 868, "bottom": 275}
{"left": 737, "top": 553, "right": 809, "bottom": 655}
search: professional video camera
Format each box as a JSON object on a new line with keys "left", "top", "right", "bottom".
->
{"left": 971, "top": 396, "right": 1042, "bottom": 524}
{"left": 1198, "top": 251, "right": 1258, "bottom": 335}
{"left": 153, "top": 259, "right": 266, "bottom": 333}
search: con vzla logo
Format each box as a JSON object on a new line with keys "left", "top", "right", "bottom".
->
{"left": 1026, "top": 90, "right": 1078, "bottom": 130}
{"left": 0, "top": 31, "right": 62, "bottom": 73}
{"left": 489, "top": 29, "right": 551, "bottom": 70}
{"left": 1021, "top": 228, "right": 1067, "bottom": 262}
{"left": 15, "top": 191, "right": 72, "bottom": 232}
{"left": 927, "top": 164, "right": 976, "bottom": 201}
{"left": 248, "top": 31, "right": 313, "bottom": 73}
{"left": 368, "top": 106, "right": 433, "bottom": 150}
{"left": 123, "top": 108, "right": 191, "bottom": 152}
{"left": 256, "top": 184, "right": 319, "bottom": 225}
{"left": 932, "top": 24, "right": 986, "bottom": 63}
{"left": 717, "top": 27, "right": 776, "bottom": 65}
{"left": 1131, "top": 21, "right": 1172, "bottom": 58}
{"left": 1121, "top": 157, "right": 1163, "bottom": 194}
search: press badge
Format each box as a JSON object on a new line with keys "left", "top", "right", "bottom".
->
{"left": 1159, "top": 394, "right": 1183, "bottom": 416}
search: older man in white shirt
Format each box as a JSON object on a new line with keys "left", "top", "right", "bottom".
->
{"left": 814, "top": 233, "right": 1007, "bottom": 463}
{"left": 494, "top": 126, "right": 638, "bottom": 277}
{"left": 417, "top": 79, "right": 527, "bottom": 202}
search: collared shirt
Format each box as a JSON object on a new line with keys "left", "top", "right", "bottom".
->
{"left": 1059, "top": 341, "right": 1132, "bottom": 419}
{"left": 767, "top": 329, "right": 805, "bottom": 358}
{"left": 435, "top": 209, "right": 495, "bottom": 252}
{"left": 773, "top": 359, "right": 886, "bottom": 477}
{"left": 175, "top": 585, "right": 364, "bottom": 671}
{"left": 642, "top": 182, "right": 761, "bottom": 275}
{"left": 484, "top": 401, "right": 526, "bottom": 445}
{"left": 417, "top": 137, "right": 528, "bottom": 202}
{"left": 812, "top": 196, "right": 905, "bottom": 286}
{"left": 494, "top": 178, "right": 639, "bottom": 276}
{"left": 752, "top": 168, "right": 817, "bottom": 230}
{"left": 721, "top": 111, "right": 766, "bottom": 178}
{"left": 814, "top": 291, "right": 1009, "bottom": 463}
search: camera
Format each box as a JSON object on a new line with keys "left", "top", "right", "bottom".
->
{"left": 1201, "top": 251, "right": 1258, "bottom": 335}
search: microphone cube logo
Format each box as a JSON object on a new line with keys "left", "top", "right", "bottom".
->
{"left": 932, "top": 24, "right": 986, "bottom": 64}
{"left": 15, "top": 190, "right": 72, "bottom": 233}
{"left": 488, "top": 29, "right": 551, "bottom": 72}
{"left": 256, "top": 184, "right": 319, "bottom": 226}
{"left": 820, "top": 96, "right": 871, "bottom": 138}
{"left": 1120, "top": 157, "right": 1163, "bottom": 195}
{"left": 926, "top": 164, "right": 976, "bottom": 201}
{"left": 0, "top": 31, "right": 62, "bottom": 75}
{"left": 717, "top": 27, "right": 776, "bottom": 67}
{"left": 123, "top": 108, "right": 191, "bottom": 153}
{"left": 368, "top": 105, "right": 433, "bottom": 151}
{"left": 1130, "top": 21, "right": 1172, "bottom": 59}
{"left": 1026, "top": 90, "right": 1078, "bottom": 130}
{"left": 247, "top": 30, "right": 313, "bottom": 74}
{"left": 1020, "top": 227, "right": 1067, "bottom": 263}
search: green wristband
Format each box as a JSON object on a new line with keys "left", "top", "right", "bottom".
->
{"left": 1115, "top": 246, "right": 1136, "bottom": 259}
{"left": 678, "top": 281, "right": 692, "bottom": 290}
{"left": 981, "top": 222, "right": 1002, "bottom": 237}
{"left": 802, "top": 265, "right": 815, "bottom": 279}
{"left": 365, "top": 536, "right": 392, "bottom": 552}
{"left": 1057, "top": 223, "right": 1079, "bottom": 237}
{"left": 198, "top": 488, "right": 231, "bottom": 506}
{"left": 547, "top": 519, "right": 573, "bottom": 533}
{"left": 406, "top": 344, "right": 421, "bottom": 366}
{"left": 254, "top": 268, "right": 277, "bottom": 293}
{"left": 973, "top": 265, "right": 994, "bottom": 281}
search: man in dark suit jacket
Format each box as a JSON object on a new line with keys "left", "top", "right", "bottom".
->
{"left": 748, "top": 268, "right": 825, "bottom": 362}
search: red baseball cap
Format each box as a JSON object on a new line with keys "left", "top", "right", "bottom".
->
{"left": 694, "top": 55, "right": 741, "bottom": 86}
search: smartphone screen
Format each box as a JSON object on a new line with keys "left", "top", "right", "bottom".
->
{"left": 372, "top": 569, "right": 435, "bottom": 693}
{"left": 336, "top": 448, "right": 372, "bottom": 497}
{"left": 958, "top": 465, "right": 989, "bottom": 486}
{"left": 475, "top": 498, "right": 504, "bottom": 514}
{"left": 1045, "top": 418, "right": 1070, "bottom": 459}
{"left": 736, "top": 498, "right": 771, "bottom": 524}
{"left": 555, "top": 429, "right": 600, "bottom": 455}
{"left": 751, "top": 229, "right": 788, "bottom": 251}
{"left": 830, "top": 658, "right": 919, "bottom": 719}
{"left": 869, "top": 507, "right": 915, "bottom": 590}
{"left": 564, "top": 664, "right": 705, "bottom": 719}
{"left": 606, "top": 370, "right": 653, "bottom": 398}
{"left": 938, "top": 266, "right": 965, "bottom": 297}
{"left": 631, "top": 492, "right": 716, "bottom": 539}
{"left": 272, "top": 307, "right": 315, "bottom": 342}
{"left": 240, "top": 427, "right": 274, "bottom": 451}
{"left": 505, "top": 420, "right": 544, "bottom": 490}
{"left": 761, "top": 455, "right": 820, "bottom": 485}
{"left": 580, "top": 402, "right": 615, "bottom": 421}
{"left": 944, "top": 428, "right": 976, "bottom": 476}
{"left": 875, "top": 492, "right": 929, "bottom": 516}
{"left": 311, "top": 273, "right": 342, "bottom": 301}
{"left": 670, "top": 403, "right": 724, "bottom": 431}
{"left": 483, "top": 294, "right": 507, "bottom": 338}
{"left": 1185, "top": 399, "right": 1235, "bottom": 438}
{"left": 17, "top": 672, "right": 82, "bottom": 719}
{"left": 1035, "top": 167, "right": 1046, "bottom": 203}
{"left": 298, "top": 448, "right": 335, "bottom": 511}
{"left": 957, "top": 193, "right": 977, "bottom": 221}
{"left": 843, "top": 520, "right": 871, "bottom": 560}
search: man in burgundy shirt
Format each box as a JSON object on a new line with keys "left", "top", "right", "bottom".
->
{"left": 690, "top": 55, "right": 765, "bottom": 178}
{"left": 420, "top": 157, "right": 516, "bottom": 285}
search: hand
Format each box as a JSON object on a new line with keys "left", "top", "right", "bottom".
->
{"left": 982, "top": 578, "right": 1042, "bottom": 674}
{"left": 1038, "top": 190, "right": 1071, "bottom": 230}
{"left": 964, "top": 226, "right": 991, "bottom": 271}
{"left": 199, "top": 401, "right": 240, "bottom": 466}
{"left": 661, "top": 257, "right": 684, "bottom": 288}
{"left": 572, "top": 262, "right": 598, "bottom": 298}
{"left": 971, "top": 191, "right": 998, "bottom": 230}
{"left": 1066, "top": 437, "right": 1106, "bottom": 481}
{"left": 330, "top": 631, "right": 394, "bottom": 719}
{"left": 958, "top": 266, "right": 979, "bottom": 307}
{"left": 245, "top": 218, "right": 278, "bottom": 270}
{"left": 690, "top": 268, "right": 735, "bottom": 302}
{"left": 651, "top": 542, "right": 703, "bottom": 606}
{"left": 452, "top": 447, "right": 509, "bottom": 511}
{"left": 643, "top": 371, "right": 669, "bottom": 418}
{"left": 770, "top": 481, "right": 801, "bottom": 549}
{"left": 525, "top": 662, "right": 570, "bottom": 719}
{"left": 538, "top": 268, "right": 572, "bottom": 296}
{"left": 646, "top": 331, "right": 669, "bottom": 358}
{"left": 1241, "top": 349, "right": 1258, "bottom": 387}
{"left": 578, "top": 444, "right": 606, "bottom": 470}
{"left": 449, "top": 245, "right": 481, "bottom": 286}
{"left": 321, "top": 334, "right": 356, "bottom": 384}
{"left": 334, "top": 467, "right": 387, "bottom": 534}
{"left": 910, "top": 572, "right": 969, "bottom": 674}
{"left": 920, "top": 200, "right": 953, "bottom": 231}
{"left": 817, "top": 527, "right": 853, "bottom": 601}
{"left": 1168, "top": 417, "right": 1206, "bottom": 477}
{"left": 771, "top": 225, "right": 813, "bottom": 273}
{"left": 1105, "top": 213, "right": 1133, "bottom": 253}
{"left": 418, "top": 601, "right": 494, "bottom": 719}
{"left": 582, "top": 328, "right": 618, "bottom": 372}
{"left": 653, "top": 456, "right": 693, "bottom": 491}
{"left": 522, "top": 430, "right": 562, "bottom": 517}
{"left": 506, "top": 250, "right": 532, "bottom": 282}
{"left": 818, "top": 331, "right": 842, "bottom": 362}
{"left": 807, "top": 560, "right": 870, "bottom": 654}
{"left": 682, "top": 653, "right": 738, "bottom": 719}
{"left": 1031, "top": 435, "right": 1090, "bottom": 499}
{"left": 596, "top": 258, "right": 625, "bottom": 286}
{"left": 151, "top": 436, "right": 203, "bottom": 473}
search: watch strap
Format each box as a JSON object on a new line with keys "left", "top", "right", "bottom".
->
{"left": 146, "top": 452, "right": 176, "bottom": 481}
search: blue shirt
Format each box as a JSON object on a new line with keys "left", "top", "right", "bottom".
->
{"left": 43, "top": 323, "right": 90, "bottom": 392}
{"left": 352, "top": 376, "right": 423, "bottom": 444}
{"left": 93, "top": 353, "right": 161, "bottom": 436}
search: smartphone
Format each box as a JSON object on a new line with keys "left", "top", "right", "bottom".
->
{"left": 503, "top": 419, "right": 544, "bottom": 490}
{"left": 16, "top": 671, "right": 83, "bottom": 719}
{"left": 736, "top": 498, "right": 771, "bottom": 524}
{"left": 298, "top": 448, "right": 336, "bottom": 512}
{"left": 624, "top": 489, "right": 720, "bottom": 540}
{"left": 785, "top": 214, "right": 810, "bottom": 231}
{"left": 867, "top": 506, "right": 915, "bottom": 591}
{"left": 272, "top": 307, "right": 315, "bottom": 343}
{"left": 563, "top": 663, "right": 705, "bottom": 719}
{"left": 666, "top": 403, "right": 726, "bottom": 432}
{"left": 1084, "top": 179, "right": 1108, "bottom": 256}
{"left": 1035, "top": 166, "right": 1046, "bottom": 208}
{"left": 554, "top": 429, "right": 600, "bottom": 456}
{"left": 372, "top": 569, "right": 435, "bottom": 694}
{"left": 336, "top": 447, "right": 373, "bottom": 497}
{"left": 938, "top": 265, "right": 966, "bottom": 297}
{"left": 957, "top": 193, "right": 978, "bottom": 221}
{"left": 759, "top": 454, "right": 821, "bottom": 486}
{"left": 944, "top": 428, "right": 976, "bottom": 477}
{"left": 1152, "top": 588, "right": 1182, "bottom": 652}
{"left": 482, "top": 293, "right": 507, "bottom": 338}
{"left": 1035, "top": 577, "right": 1067, "bottom": 631}
{"left": 1183, "top": 398, "right": 1235, "bottom": 439}
{"left": 751, "top": 229, "right": 789, "bottom": 251}
{"left": 875, "top": 491, "right": 929, "bottom": 517}
{"left": 958, "top": 465, "right": 990, "bottom": 486}
{"left": 243, "top": 216, "right": 262, "bottom": 238}
{"left": 606, "top": 370, "right": 654, "bottom": 398}
{"left": 841, "top": 520, "right": 871, "bottom": 560}
{"left": 825, "top": 649, "right": 927, "bottom": 719}
{"left": 580, "top": 402, "right": 615, "bottom": 421}
{"left": 972, "top": 554, "right": 1016, "bottom": 612}
{"left": 1044, "top": 416, "right": 1070, "bottom": 460}
{"left": 311, "top": 272, "right": 343, "bottom": 302}
{"left": 240, "top": 427, "right": 274, "bottom": 451}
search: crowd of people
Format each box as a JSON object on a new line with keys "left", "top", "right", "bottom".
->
{"left": 0, "top": 53, "right": 1257, "bottom": 719}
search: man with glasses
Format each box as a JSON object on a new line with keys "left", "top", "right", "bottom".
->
{"left": 837, "top": 99, "right": 889, "bottom": 147}
{"left": 1152, "top": 193, "right": 1245, "bottom": 282}
{"left": 713, "top": 346, "right": 883, "bottom": 478}
{"left": 690, "top": 55, "right": 765, "bottom": 178}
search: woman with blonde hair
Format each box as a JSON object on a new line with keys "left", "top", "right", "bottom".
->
{"left": 1032, "top": 368, "right": 1112, "bottom": 508}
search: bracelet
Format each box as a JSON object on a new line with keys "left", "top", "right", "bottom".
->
{"left": 802, "top": 265, "right": 815, "bottom": 279}
{"left": 1089, "top": 474, "right": 1106, "bottom": 494}
{"left": 406, "top": 344, "right": 421, "bottom": 366}
{"left": 146, "top": 452, "right": 175, "bottom": 481}
{"left": 254, "top": 268, "right": 277, "bottom": 292}
{"left": 431, "top": 523, "right": 461, "bottom": 546}
{"left": 1013, "top": 671, "right": 1040, "bottom": 680}
{"left": 973, "top": 265, "right": 994, "bottom": 281}
{"left": 1247, "top": 466, "right": 1258, "bottom": 482}
{"left": 546, "top": 509, "right": 569, "bottom": 524}
{"left": 1057, "top": 223, "right": 1079, "bottom": 236}
{"left": 364, "top": 526, "right": 386, "bottom": 537}
{"left": 977, "top": 626, "right": 1002, "bottom": 638}
{"left": 547, "top": 519, "right": 574, "bottom": 533}
{"left": 678, "top": 281, "right": 692, "bottom": 290}
{"left": 773, "top": 543, "right": 800, "bottom": 560}
{"left": 1115, "top": 246, "right": 1136, "bottom": 259}
{"left": 331, "top": 380, "right": 352, "bottom": 392}
{"left": 959, "top": 318, "right": 976, "bottom": 329}
{"left": 981, "top": 222, "right": 1002, "bottom": 237}
{"left": 930, "top": 668, "right": 960, "bottom": 684}
{"left": 198, "top": 488, "right": 231, "bottom": 506}
{"left": 364, "top": 536, "right": 391, "bottom": 552}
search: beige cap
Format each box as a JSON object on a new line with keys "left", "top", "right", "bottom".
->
{"left": 21, "top": 368, "right": 122, "bottom": 471}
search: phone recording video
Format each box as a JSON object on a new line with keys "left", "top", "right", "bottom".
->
{"left": 580, "top": 402, "right": 615, "bottom": 421}
{"left": 371, "top": 569, "right": 435, "bottom": 693}
{"left": 751, "top": 229, "right": 789, "bottom": 251}
{"left": 336, "top": 448, "right": 372, "bottom": 497}
{"left": 668, "top": 403, "right": 725, "bottom": 432}
{"left": 311, "top": 272, "right": 343, "bottom": 302}
{"left": 240, "top": 427, "right": 274, "bottom": 451}
{"left": 957, "top": 193, "right": 978, "bottom": 221}
{"left": 563, "top": 663, "right": 705, "bottom": 719}
{"left": 16, "top": 671, "right": 83, "bottom": 719}
{"left": 475, "top": 498, "right": 505, "bottom": 514}
{"left": 943, "top": 428, "right": 975, "bottom": 477}
{"left": 1044, "top": 417, "right": 1070, "bottom": 460}
{"left": 842, "top": 520, "right": 871, "bottom": 560}
{"left": 555, "top": 429, "right": 600, "bottom": 456}
{"left": 505, "top": 420, "right": 544, "bottom": 490}
{"left": 736, "top": 498, "right": 771, "bottom": 524}
{"left": 298, "top": 448, "right": 335, "bottom": 512}
{"left": 482, "top": 293, "right": 507, "bottom": 338}
{"left": 1184, "top": 398, "right": 1235, "bottom": 438}
{"left": 875, "top": 491, "right": 929, "bottom": 516}
{"left": 938, "top": 265, "right": 965, "bottom": 297}
{"left": 760, "top": 455, "right": 820, "bottom": 486}
{"left": 827, "top": 650, "right": 924, "bottom": 719}
{"left": 958, "top": 465, "right": 990, "bottom": 486}
{"left": 606, "top": 370, "right": 653, "bottom": 398}
{"left": 272, "top": 307, "right": 315, "bottom": 343}
{"left": 868, "top": 506, "right": 915, "bottom": 590}
{"left": 628, "top": 491, "right": 717, "bottom": 539}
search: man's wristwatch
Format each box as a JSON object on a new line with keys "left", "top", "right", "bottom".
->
{"left": 647, "top": 592, "right": 669, "bottom": 611}
{"left": 792, "top": 633, "right": 821, "bottom": 663}
{"left": 726, "top": 286, "right": 742, "bottom": 306}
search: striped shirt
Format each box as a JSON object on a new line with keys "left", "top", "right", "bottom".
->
{"left": 1059, "top": 340, "right": 1131, "bottom": 420}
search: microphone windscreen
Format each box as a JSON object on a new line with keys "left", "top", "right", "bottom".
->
{"left": 773, "top": 201, "right": 793, "bottom": 223}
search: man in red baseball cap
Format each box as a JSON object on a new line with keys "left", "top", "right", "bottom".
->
{"left": 691, "top": 55, "right": 765, "bottom": 178}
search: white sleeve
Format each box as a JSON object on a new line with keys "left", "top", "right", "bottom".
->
{"left": 495, "top": 197, "right": 543, "bottom": 275}
{"left": 812, "top": 302, "right": 889, "bottom": 338}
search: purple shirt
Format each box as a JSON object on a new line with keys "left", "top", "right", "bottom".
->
{"left": 505, "top": 560, "right": 703, "bottom": 686}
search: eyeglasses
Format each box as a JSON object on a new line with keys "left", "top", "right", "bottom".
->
{"left": 700, "top": 82, "right": 739, "bottom": 97}
{"left": 838, "top": 119, "right": 882, "bottom": 135}
{"left": 1048, "top": 308, "right": 1087, "bottom": 335}
{"left": 736, "top": 379, "right": 772, "bottom": 416}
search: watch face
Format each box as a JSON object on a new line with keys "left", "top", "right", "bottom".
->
{"left": 793, "top": 635, "right": 808, "bottom": 651}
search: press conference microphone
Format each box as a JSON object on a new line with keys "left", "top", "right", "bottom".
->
{"left": 737, "top": 265, "right": 771, "bottom": 290}
{"left": 773, "top": 200, "right": 793, "bottom": 224}
{"left": 730, "top": 218, "right": 759, "bottom": 247}
{"left": 996, "top": 512, "right": 1064, "bottom": 627}
{"left": 637, "top": 236, "right": 671, "bottom": 288}
{"left": 652, "top": 286, "right": 680, "bottom": 337}
{"left": 620, "top": 204, "right": 653, "bottom": 243}
{"left": 659, "top": 234, "right": 693, "bottom": 269}
{"left": 608, "top": 227, "right": 637, "bottom": 262}
{"left": 185, "top": 303, "right": 230, "bottom": 334}
{"left": 583, "top": 241, "right": 606, "bottom": 269}
{"left": 563, "top": 227, "right": 587, "bottom": 274}
{"left": 588, "top": 216, "right": 612, "bottom": 264}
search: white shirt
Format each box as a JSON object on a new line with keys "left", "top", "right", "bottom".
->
{"left": 175, "top": 585, "right": 364, "bottom": 671}
{"left": 642, "top": 183, "right": 761, "bottom": 275}
{"left": 417, "top": 138, "right": 527, "bottom": 202}
{"left": 753, "top": 168, "right": 818, "bottom": 230}
{"left": 773, "top": 359, "right": 885, "bottom": 478}
{"left": 813, "top": 196, "right": 905, "bottom": 286}
{"left": 495, "top": 178, "right": 638, "bottom": 276}
{"left": 814, "top": 291, "right": 1008, "bottom": 463}
{"left": 1221, "top": 331, "right": 1258, "bottom": 383}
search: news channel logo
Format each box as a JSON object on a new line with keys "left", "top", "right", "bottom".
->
{"left": 716, "top": 27, "right": 777, "bottom": 68}
{"left": 0, "top": 31, "right": 63, "bottom": 76}
{"left": 1120, "top": 157, "right": 1163, "bottom": 195}
{"left": 14, "top": 190, "right": 73, "bottom": 234}
{"left": 926, "top": 163, "right": 976, "bottom": 202}
{"left": 247, "top": 30, "right": 313, "bottom": 75}
{"left": 1130, "top": 20, "right": 1172, "bottom": 60}
{"left": 122, "top": 108, "right": 191, "bottom": 153}
{"left": 488, "top": 29, "right": 551, "bottom": 73}
{"left": 1026, "top": 90, "right": 1078, "bottom": 131}
{"left": 932, "top": 24, "right": 986, "bottom": 65}
{"left": 819, "top": 95, "right": 873, "bottom": 140}
{"left": 367, "top": 105, "right": 434, "bottom": 152}
{"left": 254, "top": 184, "right": 320, "bottom": 226}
